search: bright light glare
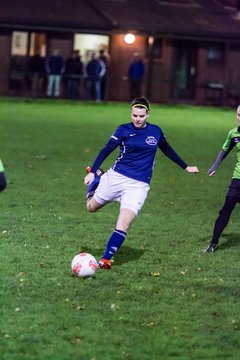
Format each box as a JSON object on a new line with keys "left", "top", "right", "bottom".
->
{"left": 124, "top": 33, "right": 136, "bottom": 44}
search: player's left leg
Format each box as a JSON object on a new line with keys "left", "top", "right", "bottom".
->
{"left": 204, "top": 195, "right": 237, "bottom": 252}
{"left": 99, "top": 180, "right": 149, "bottom": 269}
{"left": 98, "top": 208, "right": 136, "bottom": 270}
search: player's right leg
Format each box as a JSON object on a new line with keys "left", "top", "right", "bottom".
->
{"left": 203, "top": 195, "right": 237, "bottom": 252}
{"left": 86, "top": 197, "right": 103, "bottom": 212}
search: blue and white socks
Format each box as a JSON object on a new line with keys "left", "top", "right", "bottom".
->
{"left": 102, "top": 229, "right": 127, "bottom": 260}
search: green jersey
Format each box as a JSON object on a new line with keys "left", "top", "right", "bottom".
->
{"left": 222, "top": 127, "right": 240, "bottom": 179}
{"left": 0, "top": 158, "right": 4, "bottom": 172}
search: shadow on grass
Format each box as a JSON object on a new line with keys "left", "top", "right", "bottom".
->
{"left": 200, "top": 232, "right": 240, "bottom": 251}
{"left": 219, "top": 233, "right": 240, "bottom": 250}
{"left": 78, "top": 245, "right": 145, "bottom": 266}
{"left": 113, "top": 245, "right": 145, "bottom": 266}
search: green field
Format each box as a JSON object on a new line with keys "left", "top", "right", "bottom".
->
{"left": 1, "top": 98, "right": 240, "bottom": 360}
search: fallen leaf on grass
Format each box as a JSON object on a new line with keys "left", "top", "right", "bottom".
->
{"left": 149, "top": 272, "right": 160, "bottom": 277}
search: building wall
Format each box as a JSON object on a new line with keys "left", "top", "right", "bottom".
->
{"left": 109, "top": 35, "right": 174, "bottom": 103}
{"left": 0, "top": 31, "right": 12, "bottom": 96}
{"left": 225, "top": 45, "right": 240, "bottom": 106}
{"left": 196, "top": 42, "right": 240, "bottom": 106}
{"left": 0, "top": 28, "right": 240, "bottom": 106}
{"left": 146, "top": 38, "right": 173, "bottom": 103}
{"left": 109, "top": 34, "right": 147, "bottom": 101}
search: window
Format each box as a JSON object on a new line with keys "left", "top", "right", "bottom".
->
{"left": 74, "top": 34, "right": 109, "bottom": 63}
{"left": 9, "top": 31, "right": 46, "bottom": 90}
{"left": 207, "top": 44, "right": 224, "bottom": 64}
{"left": 29, "top": 33, "right": 47, "bottom": 57}
{"left": 146, "top": 37, "right": 163, "bottom": 59}
{"left": 11, "top": 32, "right": 28, "bottom": 56}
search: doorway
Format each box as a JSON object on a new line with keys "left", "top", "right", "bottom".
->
{"left": 74, "top": 34, "right": 109, "bottom": 62}
{"left": 172, "top": 41, "right": 197, "bottom": 102}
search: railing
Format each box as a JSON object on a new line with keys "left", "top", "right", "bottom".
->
{"left": 1, "top": 69, "right": 240, "bottom": 107}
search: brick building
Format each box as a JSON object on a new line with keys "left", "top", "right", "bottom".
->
{"left": 1, "top": 0, "right": 240, "bottom": 105}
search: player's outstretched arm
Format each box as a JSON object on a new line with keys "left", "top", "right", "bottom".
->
{"left": 207, "top": 149, "right": 228, "bottom": 177}
{"left": 185, "top": 166, "right": 199, "bottom": 173}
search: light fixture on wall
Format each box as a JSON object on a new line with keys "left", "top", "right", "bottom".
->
{"left": 124, "top": 33, "right": 136, "bottom": 45}
{"left": 148, "top": 36, "right": 154, "bottom": 45}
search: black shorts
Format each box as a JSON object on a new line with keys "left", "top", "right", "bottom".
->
{"left": 226, "top": 178, "right": 240, "bottom": 199}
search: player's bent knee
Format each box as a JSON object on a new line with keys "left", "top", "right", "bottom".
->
{"left": 87, "top": 205, "right": 97, "bottom": 213}
{"left": 86, "top": 198, "right": 102, "bottom": 213}
{"left": 86, "top": 202, "right": 96, "bottom": 212}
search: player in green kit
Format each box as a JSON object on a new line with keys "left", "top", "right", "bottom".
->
{"left": 0, "top": 158, "right": 7, "bottom": 192}
{"left": 204, "top": 105, "right": 240, "bottom": 252}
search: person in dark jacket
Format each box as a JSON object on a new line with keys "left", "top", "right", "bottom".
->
{"left": 65, "top": 50, "right": 83, "bottom": 100}
{"left": 128, "top": 53, "right": 145, "bottom": 100}
{"left": 46, "top": 49, "right": 65, "bottom": 98}
{"left": 99, "top": 49, "right": 110, "bottom": 101}
{"left": 28, "top": 52, "right": 45, "bottom": 98}
{"left": 85, "top": 53, "right": 103, "bottom": 102}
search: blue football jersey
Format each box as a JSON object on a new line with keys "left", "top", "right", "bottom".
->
{"left": 111, "top": 122, "right": 163, "bottom": 183}
{"left": 91, "top": 122, "right": 187, "bottom": 184}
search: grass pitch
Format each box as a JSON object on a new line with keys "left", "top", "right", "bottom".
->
{"left": 1, "top": 98, "right": 240, "bottom": 360}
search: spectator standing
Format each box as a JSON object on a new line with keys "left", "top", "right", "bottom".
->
{"left": 99, "top": 49, "right": 110, "bottom": 101}
{"left": 46, "top": 49, "right": 65, "bottom": 98}
{"left": 65, "top": 50, "right": 83, "bottom": 100}
{"left": 128, "top": 53, "right": 145, "bottom": 100}
{"left": 85, "top": 53, "right": 103, "bottom": 102}
{"left": 28, "top": 52, "right": 45, "bottom": 98}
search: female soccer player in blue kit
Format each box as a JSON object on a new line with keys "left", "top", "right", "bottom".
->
{"left": 84, "top": 97, "right": 199, "bottom": 269}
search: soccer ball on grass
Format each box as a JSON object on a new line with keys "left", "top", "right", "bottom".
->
{"left": 71, "top": 252, "right": 98, "bottom": 278}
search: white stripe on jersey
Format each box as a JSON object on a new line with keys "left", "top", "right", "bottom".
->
{"left": 113, "top": 141, "right": 126, "bottom": 170}
{"left": 111, "top": 135, "right": 118, "bottom": 140}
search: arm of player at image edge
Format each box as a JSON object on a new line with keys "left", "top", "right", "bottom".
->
{"left": 207, "top": 149, "right": 227, "bottom": 177}
{"left": 185, "top": 166, "right": 199, "bottom": 173}
{"left": 0, "top": 159, "right": 7, "bottom": 192}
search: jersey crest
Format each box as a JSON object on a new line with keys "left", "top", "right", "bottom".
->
{"left": 145, "top": 136, "right": 157, "bottom": 146}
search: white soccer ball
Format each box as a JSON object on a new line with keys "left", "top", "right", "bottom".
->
{"left": 71, "top": 252, "right": 98, "bottom": 278}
